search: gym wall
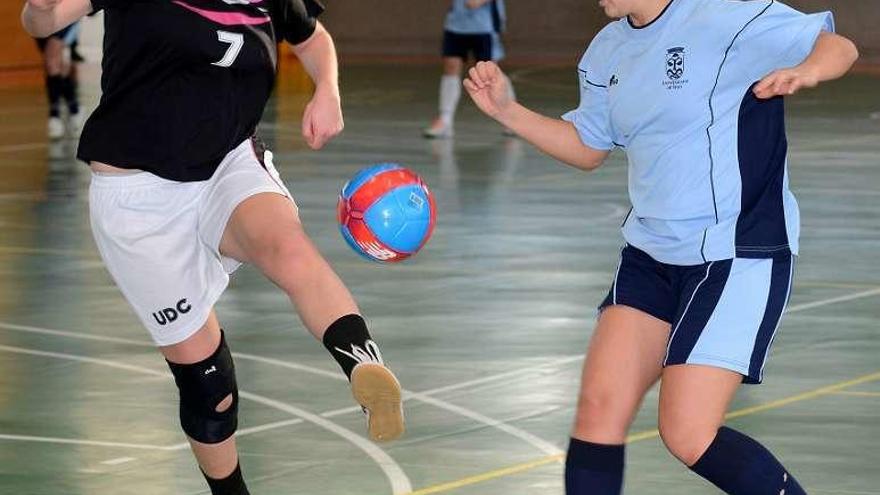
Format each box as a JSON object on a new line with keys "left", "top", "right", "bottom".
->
{"left": 321, "top": 0, "right": 880, "bottom": 65}
{"left": 0, "top": 2, "right": 43, "bottom": 75}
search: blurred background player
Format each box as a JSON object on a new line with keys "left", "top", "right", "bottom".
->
{"left": 34, "top": 21, "right": 82, "bottom": 139}
{"left": 423, "top": 0, "right": 515, "bottom": 138}
{"left": 22, "top": 0, "right": 404, "bottom": 494}
{"left": 463, "top": 0, "right": 858, "bottom": 493}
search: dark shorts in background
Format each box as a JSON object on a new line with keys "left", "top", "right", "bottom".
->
{"left": 442, "top": 30, "right": 504, "bottom": 62}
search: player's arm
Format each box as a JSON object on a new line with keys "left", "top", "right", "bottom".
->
{"left": 21, "top": 0, "right": 91, "bottom": 38}
{"left": 290, "top": 21, "right": 343, "bottom": 150}
{"left": 464, "top": 61, "right": 610, "bottom": 172}
{"left": 754, "top": 32, "right": 858, "bottom": 99}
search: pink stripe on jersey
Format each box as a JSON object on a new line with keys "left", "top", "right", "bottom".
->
{"left": 172, "top": 1, "right": 270, "bottom": 26}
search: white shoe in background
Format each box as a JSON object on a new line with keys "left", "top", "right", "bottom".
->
{"left": 48, "top": 117, "right": 66, "bottom": 140}
{"left": 69, "top": 112, "right": 84, "bottom": 136}
{"left": 423, "top": 119, "right": 454, "bottom": 139}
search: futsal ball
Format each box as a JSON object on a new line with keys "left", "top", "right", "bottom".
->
{"left": 337, "top": 163, "right": 436, "bottom": 262}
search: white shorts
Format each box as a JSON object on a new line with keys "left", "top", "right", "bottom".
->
{"left": 89, "top": 139, "right": 295, "bottom": 346}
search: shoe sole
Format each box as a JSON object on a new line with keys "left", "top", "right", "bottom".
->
{"left": 351, "top": 363, "right": 404, "bottom": 443}
{"left": 422, "top": 129, "right": 454, "bottom": 139}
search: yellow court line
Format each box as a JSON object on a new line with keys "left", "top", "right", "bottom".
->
{"left": 408, "top": 456, "right": 563, "bottom": 495}
{"left": 406, "top": 370, "right": 880, "bottom": 495}
{"left": 832, "top": 390, "right": 880, "bottom": 398}
{"left": 725, "top": 371, "right": 880, "bottom": 420}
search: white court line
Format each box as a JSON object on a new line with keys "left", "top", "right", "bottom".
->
{"left": 0, "top": 433, "right": 174, "bottom": 451}
{"left": 161, "top": 418, "right": 311, "bottom": 452}
{"left": 0, "top": 322, "right": 151, "bottom": 347}
{"left": 0, "top": 344, "right": 412, "bottom": 495}
{"left": 233, "top": 352, "right": 340, "bottom": 379}
{"left": 415, "top": 356, "right": 583, "bottom": 397}
{"left": 394, "top": 405, "right": 562, "bottom": 448}
{"left": 0, "top": 418, "right": 310, "bottom": 454}
{"left": 234, "top": 352, "right": 564, "bottom": 455}
{"left": 237, "top": 392, "right": 411, "bottom": 494}
{"left": 785, "top": 287, "right": 880, "bottom": 313}
{"left": 1, "top": 285, "right": 877, "bottom": 458}
{"left": 404, "top": 392, "right": 561, "bottom": 455}
{"left": 0, "top": 323, "right": 568, "bottom": 456}
{"left": 101, "top": 457, "right": 137, "bottom": 466}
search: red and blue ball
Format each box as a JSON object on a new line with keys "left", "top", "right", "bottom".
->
{"left": 337, "top": 163, "right": 436, "bottom": 262}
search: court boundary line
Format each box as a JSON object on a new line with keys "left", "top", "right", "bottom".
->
{"left": 405, "top": 370, "right": 880, "bottom": 495}
{"left": 400, "top": 286, "right": 880, "bottom": 494}
{"left": 0, "top": 322, "right": 569, "bottom": 456}
{"left": 0, "top": 344, "right": 413, "bottom": 495}
{"left": 0, "top": 283, "right": 877, "bottom": 452}
{"left": 0, "top": 285, "right": 877, "bottom": 493}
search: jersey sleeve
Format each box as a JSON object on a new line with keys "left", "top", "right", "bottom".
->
{"left": 739, "top": 1, "right": 834, "bottom": 80}
{"left": 561, "top": 37, "right": 615, "bottom": 151}
{"left": 271, "top": 0, "right": 325, "bottom": 45}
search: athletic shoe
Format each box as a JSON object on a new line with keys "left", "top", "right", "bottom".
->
{"left": 423, "top": 120, "right": 454, "bottom": 139}
{"left": 48, "top": 117, "right": 65, "bottom": 140}
{"left": 351, "top": 362, "right": 404, "bottom": 443}
{"left": 69, "top": 112, "right": 84, "bottom": 136}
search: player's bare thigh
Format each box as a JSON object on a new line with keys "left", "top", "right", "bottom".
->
{"left": 574, "top": 305, "right": 670, "bottom": 444}
{"left": 218, "top": 192, "right": 304, "bottom": 268}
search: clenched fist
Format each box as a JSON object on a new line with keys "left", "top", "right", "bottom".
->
{"left": 462, "top": 61, "right": 514, "bottom": 120}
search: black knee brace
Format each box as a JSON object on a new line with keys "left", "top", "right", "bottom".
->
{"left": 167, "top": 331, "right": 239, "bottom": 444}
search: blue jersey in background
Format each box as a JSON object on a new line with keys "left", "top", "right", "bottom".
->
{"left": 445, "top": 0, "right": 506, "bottom": 34}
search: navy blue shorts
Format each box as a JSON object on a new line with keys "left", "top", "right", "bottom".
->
{"left": 442, "top": 30, "right": 504, "bottom": 62}
{"left": 599, "top": 245, "right": 794, "bottom": 384}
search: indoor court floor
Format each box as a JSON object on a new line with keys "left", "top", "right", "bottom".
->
{"left": 0, "top": 63, "right": 878, "bottom": 494}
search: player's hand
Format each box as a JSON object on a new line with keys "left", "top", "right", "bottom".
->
{"left": 463, "top": 61, "right": 514, "bottom": 120}
{"left": 465, "top": 0, "right": 486, "bottom": 9}
{"left": 27, "top": 0, "right": 62, "bottom": 11}
{"left": 753, "top": 66, "right": 819, "bottom": 99}
{"left": 302, "top": 84, "right": 344, "bottom": 150}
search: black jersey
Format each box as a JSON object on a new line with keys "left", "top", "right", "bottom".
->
{"left": 77, "top": 0, "right": 324, "bottom": 181}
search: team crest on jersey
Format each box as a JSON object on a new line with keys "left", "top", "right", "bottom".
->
{"left": 666, "top": 47, "right": 685, "bottom": 79}
{"left": 663, "top": 47, "right": 689, "bottom": 90}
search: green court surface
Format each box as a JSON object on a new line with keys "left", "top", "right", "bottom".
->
{"left": 0, "top": 64, "right": 878, "bottom": 494}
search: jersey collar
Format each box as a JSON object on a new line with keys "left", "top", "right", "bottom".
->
{"left": 625, "top": 0, "right": 677, "bottom": 34}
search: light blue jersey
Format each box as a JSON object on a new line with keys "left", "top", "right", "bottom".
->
{"left": 445, "top": 0, "right": 505, "bottom": 35}
{"left": 563, "top": 0, "right": 833, "bottom": 265}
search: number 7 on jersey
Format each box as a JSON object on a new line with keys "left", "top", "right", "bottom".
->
{"left": 213, "top": 31, "right": 244, "bottom": 68}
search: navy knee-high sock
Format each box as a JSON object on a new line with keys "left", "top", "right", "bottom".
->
{"left": 691, "top": 427, "right": 806, "bottom": 495}
{"left": 565, "top": 438, "right": 625, "bottom": 495}
{"left": 60, "top": 75, "right": 80, "bottom": 115}
{"left": 45, "top": 75, "right": 63, "bottom": 118}
{"left": 202, "top": 462, "right": 249, "bottom": 495}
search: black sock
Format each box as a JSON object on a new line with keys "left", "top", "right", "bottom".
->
{"left": 690, "top": 426, "right": 805, "bottom": 495}
{"left": 565, "top": 438, "right": 625, "bottom": 495}
{"left": 60, "top": 75, "right": 80, "bottom": 115}
{"left": 46, "top": 75, "right": 63, "bottom": 118}
{"left": 202, "top": 462, "right": 249, "bottom": 495}
{"left": 322, "top": 314, "right": 382, "bottom": 379}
